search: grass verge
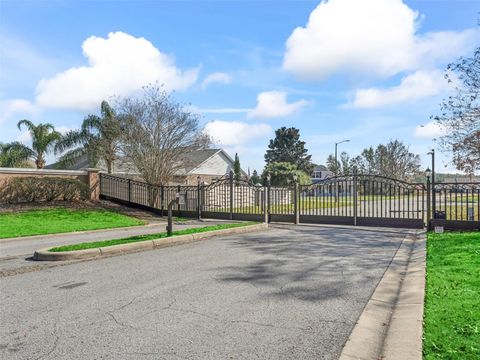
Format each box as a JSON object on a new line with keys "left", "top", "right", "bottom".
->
{"left": 0, "top": 208, "right": 145, "bottom": 238}
{"left": 49, "top": 222, "right": 258, "bottom": 252}
{"left": 423, "top": 231, "right": 480, "bottom": 360}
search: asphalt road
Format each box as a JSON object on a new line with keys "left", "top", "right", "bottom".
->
{"left": 0, "top": 225, "right": 412, "bottom": 359}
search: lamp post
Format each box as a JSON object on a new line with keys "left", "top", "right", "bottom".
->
{"left": 335, "top": 139, "right": 350, "bottom": 175}
{"left": 427, "top": 149, "right": 435, "bottom": 217}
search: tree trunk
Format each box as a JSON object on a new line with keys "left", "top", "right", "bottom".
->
{"left": 36, "top": 155, "right": 45, "bottom": 169}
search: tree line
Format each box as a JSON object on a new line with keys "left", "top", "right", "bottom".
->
{"left": 248, "top": 128, "right": 421, "bottom": 186}
{"left": 1, "top": 85, "right": 211, "bottom": 188}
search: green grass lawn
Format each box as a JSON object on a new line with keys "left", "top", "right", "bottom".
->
{"left": 49, "top": 222, "right": 258, "bottom": 252}
{"left": 0, "top": 208, "right": 145, "bottom": 238}
{"left": 423, "top": 231, "right": 480, "bottom": 360}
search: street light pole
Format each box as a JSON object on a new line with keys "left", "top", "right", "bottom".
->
{"left": 334, "top": 139, "right": 350, "bottom": 175}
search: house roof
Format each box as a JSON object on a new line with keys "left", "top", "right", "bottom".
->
{"left": 180, "top": 149, "right": 223, "bottom": 173}
{"left": 313, "top": 164, "right": 328, "bottom": 172}
{"left": 46, "top": 148, "right": 246, "bottom": 176}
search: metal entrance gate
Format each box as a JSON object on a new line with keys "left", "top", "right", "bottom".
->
{"left": 100, "top": 173, "right": 479, "bottom": 230}
{"left": 268, "top": 175, "right": 426, "bottom": 229}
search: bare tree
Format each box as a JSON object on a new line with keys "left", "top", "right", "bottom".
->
{"left": 433, "top": 47, "right": 480, "bottom": 175}
{"left": 117, "top": 85, "right": 210, "bottom": 205}
{"left": 339, "top": 140, "right": 421, "bottom": 181}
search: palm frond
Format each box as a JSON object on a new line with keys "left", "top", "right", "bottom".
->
{"left": 0, "top": 141, "right": 35, "bottom": 167}
{"left": 56, "top": 147, "right": 88, "bottom": 169}
{"left": 17, "top": 119, "right": 35, "bottom": 132}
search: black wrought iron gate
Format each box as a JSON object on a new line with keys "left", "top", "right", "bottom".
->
{"left": 100, "top": 173, "right": 479, "bottom": 230}
{"left": 268, "top": 175, "right": 426, "bottom": 229}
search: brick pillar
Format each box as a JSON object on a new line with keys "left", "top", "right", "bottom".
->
{"left": 86, "top": 168, "right": 100, "bottom": 201}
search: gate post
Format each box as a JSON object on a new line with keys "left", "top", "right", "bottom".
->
{"left": 294, "top": 180, "right": 299, "bottom": 224}
{"left": 266, "top": 173, "right": 271, "bottom": 223}
{"left": 426, "top": 176, "right": 431, "bottom": 230}
{"left": 197, "top": 177, "right": 202, "bottom": 220}
{"left": 229, "top": 171, "right": 234, "bottom": 220}
{"left": 128, "top": 178, "right": 131, "bottom": 203}
{"left": 353, "top": 169, "right": 358, "bottom": 226}
{"left": 160, "top": 185, "right": 165, "bottom": 216}
{"left": 263, "top": 185, "right": 268, "bottom": 223}
{"left": 177, "top": 185, "right": 181, "bottom": 217}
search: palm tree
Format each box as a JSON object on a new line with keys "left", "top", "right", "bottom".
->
{"left": 0, "top": 142, "right": 34, "bottom": 168}
{"left": 16, "top": 120, "right": 61, "bottom": 169}
{"left": 55, "top": 101, "right": 122, "bottom": 173}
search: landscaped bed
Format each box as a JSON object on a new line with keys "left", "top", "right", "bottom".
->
{"left": 423, "top": 231, "right": 480, "bottom": 360}
{"left": 0, "top": 208, "right": 145, "bottom": 238}
{"left": 49, "top": 222, "right": 258, "bottom": 252}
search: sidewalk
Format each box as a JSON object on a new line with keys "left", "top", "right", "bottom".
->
{"left": 339, "top": 230, "right": 426, "bottom": 360}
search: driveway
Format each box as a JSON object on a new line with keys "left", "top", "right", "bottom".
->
{"left": 0, "top": 224, "right": 414, "bottom": 359}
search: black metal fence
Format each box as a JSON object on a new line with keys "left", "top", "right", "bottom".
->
{"left": 429, "top": 181, "right": 480, "bottom": 231}
{"left": 99, "top": 173, "right": 479, "bottom": 231}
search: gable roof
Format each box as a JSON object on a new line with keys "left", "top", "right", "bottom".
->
{"left": 46, "top": 148, "right": 246, "bottom": 176}
{"left": 181, "top": 149, "right": 223, "bottom": 173}
{"left": 313, "top": 164, "right": 328, "bottom": 172}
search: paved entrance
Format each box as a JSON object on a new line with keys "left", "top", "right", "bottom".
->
{"left": 0, "top": 225, "right": 416, "bottom": 359}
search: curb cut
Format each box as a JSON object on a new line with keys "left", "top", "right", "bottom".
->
{"left": 33, "top": 223, "right": 268, "bottom": 261}
{"left": 339, "top": 230, "right": 426, "bottom": 360}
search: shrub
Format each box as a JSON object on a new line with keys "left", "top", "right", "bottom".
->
{"left": 0, "top": 177, "right": 89, "bottom": 204}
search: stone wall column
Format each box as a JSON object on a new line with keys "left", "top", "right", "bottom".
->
{"left": 87, "top": 168, "right": 100, "bottom": 201}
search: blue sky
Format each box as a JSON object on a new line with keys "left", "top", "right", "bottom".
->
{"left": 0, "top": 0, "right": 478, "bottom": 174}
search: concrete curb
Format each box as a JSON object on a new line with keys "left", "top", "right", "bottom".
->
{"left": 0, "top": 222, "right": 167, "bottom": 243}
{"left": 33, "top": 223, "right": 268, "bottom": 261}
{"left": 339, "top": 230, "right": 426, "bottom": 360}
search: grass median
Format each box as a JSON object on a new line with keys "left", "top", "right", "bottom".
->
{"left": 0, "top": 208, "right": 145, "bottom": 238}
{"left": 423, "top": 231, "right": 480, "bottom": 360}
{"left": 49, "top": 222, "right": 258, "bottom": 252}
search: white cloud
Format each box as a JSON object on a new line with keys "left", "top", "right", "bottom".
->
{"left": 35, "top": 31, "right": 199, "bottom": 111}
{"left": 350, "top": 70, "right": 450, "bottom": 108}
{"left": 56, "top": 125, "right": 79, "bottom": 135}
{"left": 414, "top": 121, "right": 446, "bottom": 138}
{"left": 0, "top": 99, "right": 38, "bottom": 125}
{"left": 247, "top": 91, "right": 309, "bottom": 119}
{"left": 204, "top": 120, "right": 272, "bottom": 146}
{"left": 201, "top": 72, "right": 232, "bottom": 89}
{"left": 283, "top": 0, "right": 479, "bottom": 79}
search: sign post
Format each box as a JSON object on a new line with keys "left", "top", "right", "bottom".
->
{"left": 166, "top": 192, "right": 186, "bottom": 236}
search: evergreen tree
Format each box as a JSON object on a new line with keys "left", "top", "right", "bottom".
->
{"left": 264, "top": 127, "right": 313, "bottom": 174}
{"left": 233, "top": 153, "right": 242, "bottom": 181}
{"left": 261, "top": 162, "right": 311, "bottom": 186}
{"left": 250, "top": 169, "right": 261, "bottom": 185}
